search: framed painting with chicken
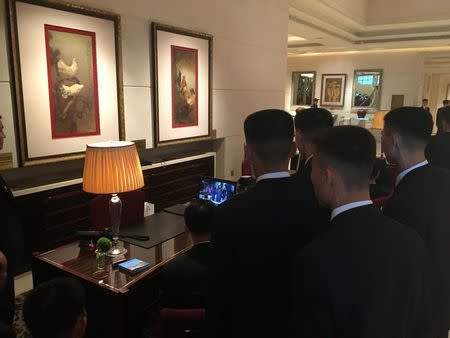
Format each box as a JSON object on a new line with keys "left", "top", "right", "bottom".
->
{"left": 7, "top": 0, "right": 124, "bottom": 166}
{"left": 152, "top": 23, "right": 213, "bottom": 147}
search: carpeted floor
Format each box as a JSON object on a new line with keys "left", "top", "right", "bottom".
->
{"left": 12, "top": 292, "right": 31, "bottom": 338}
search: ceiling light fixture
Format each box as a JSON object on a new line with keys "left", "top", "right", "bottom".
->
{"left": 288, "top": 34, "right": 307, "bottom": 42}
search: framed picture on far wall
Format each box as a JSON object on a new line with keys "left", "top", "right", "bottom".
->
{"left": 7, "top": 0, "right": 125, "bottom": 166}
{"left": 152, "top": 23, "right": 213, "bottom": 147}
{"left": 291, "top": 71, "right": 316, "bottom": 108}
{"left": 320, "top": 74, "right": 346, "bottom": 107}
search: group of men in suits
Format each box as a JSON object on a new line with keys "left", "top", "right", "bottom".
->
{"left": 166, "top": 106, "right": 448, "bottom": 337}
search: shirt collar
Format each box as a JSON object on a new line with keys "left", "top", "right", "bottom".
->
{"left": 330, "top": 200, "right": 373, "bottom": 221}
{"left": 304, "top": 154, "right": 314, "bottom": 166}
{"left": 396, "top": 160, "right": 428, "bottom": 186}
{"left": 256, "top": 171, "right": 290, "bottom": 183}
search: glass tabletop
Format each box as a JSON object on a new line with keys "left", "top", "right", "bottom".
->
{"left": 36, "top": 233, "right": 192, "bottom": 293}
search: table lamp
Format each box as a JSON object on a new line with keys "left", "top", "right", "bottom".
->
{"left": 83, "top": 141, "right": 144, "bottom": 256}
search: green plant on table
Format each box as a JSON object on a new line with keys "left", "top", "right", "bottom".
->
{"left": 97, "top": 237, "right": 112, "bottom": 253}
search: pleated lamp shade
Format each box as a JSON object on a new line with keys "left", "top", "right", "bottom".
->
{"left": 83, "top": 141, "right": 144, "bottom": 194}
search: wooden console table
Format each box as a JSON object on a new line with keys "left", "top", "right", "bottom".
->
{"left": 32, "top": 211, "right": 192, "bottom": 337}
{"left": 14, "top": 153, "right": 214, "bottom": 271}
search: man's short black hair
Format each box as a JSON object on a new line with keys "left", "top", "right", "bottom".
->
{"left": 315, "top": 126, "right": 376, "bottom": 188}
{"left": 443, "top": 100, "right": 449, "bottom": 105}
{"left": 383, "top": 106, "right": 432, "bottom": 148}
{"left": 184, "top": 199, "right": 215, "bottom": 235}
{"left": 422, "top": 98, "right": 428, "bottom": 102}
{"left": 244, "top": 109, "right": 294, "bottom": 163}
{"left": 23, "top": 278, "right": 86, "bottom": 338}
{"left": 294, "top": 108, "right": 334, "bottom": 140}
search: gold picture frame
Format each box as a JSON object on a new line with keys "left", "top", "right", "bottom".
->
{"left": 7, "top": 0, "right": 125, "bottom": 166}
{"left": 151, "top": 22, "right": 213, "bottom": 147}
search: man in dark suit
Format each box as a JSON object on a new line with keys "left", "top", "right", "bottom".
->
{"left": 0, "top": 116, "right": 23, "bottom": 326}
{"left": 160, "top": 199, "right": 214, "bottom": 308}
{"left": 292, "top": 126, "right": 431, "bottom": 338}
{"left": 436, "top": 99, "right": 449, "bottom": 134}
{"left": 420, "top": 98, "right": 430, "bottom": 113}
{"left": 382, "top": 106, "right": 450, "bottom": 337}
{"left": 426, "top": 106, "right": 450, "bottom": 170}
{"left": 209, "top": 109, "right": 326, "bottom": 338}
{"left": 0, "top": 252, "right": 14, "bottom": 338}
{"left": 311, "top": 97, "right": 319, "bottom": 108}
{"left": 293, "top": 108, "right": 333, "bottom": 222}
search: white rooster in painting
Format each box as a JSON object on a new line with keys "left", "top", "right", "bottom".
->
{"left": 57, "top": 58, "right": 78, "bottom": 78}
{"left": 60, "top": 83, "right": 84, "bottom": 99}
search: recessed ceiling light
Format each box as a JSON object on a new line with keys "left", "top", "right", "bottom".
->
{"left": 288, "top": 34, "right": 307, "bottom": 42}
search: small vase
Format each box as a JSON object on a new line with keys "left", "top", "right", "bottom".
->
{"left": 95, "top": 250, "right": 107, "bottom": 269}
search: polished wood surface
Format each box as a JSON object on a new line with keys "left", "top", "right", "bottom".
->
{"left": 36, "top": 233, "right": 192, "bottom": 293}
{"left": 32, "top": 228, "right": 193, "bottom": 337}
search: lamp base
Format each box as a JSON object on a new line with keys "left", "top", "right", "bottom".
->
{"left": 108, "top": 246, "right": 127, "bottom": 256}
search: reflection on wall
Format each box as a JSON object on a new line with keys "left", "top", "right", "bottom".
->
{"left": 352, "top": 70, "right": 382, "bottom": 109}
{"left": 291, "top": 71, "right": 315, "bottom": 106}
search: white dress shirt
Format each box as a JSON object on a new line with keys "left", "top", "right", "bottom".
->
{"left": 330, "top": 200, "right": 373, "bottom": 221}
{"left": 395, "top": 160, "right": 428, "bottom": 186}
{"left": 256, "top": 171, "right": 290, "bottom": 183}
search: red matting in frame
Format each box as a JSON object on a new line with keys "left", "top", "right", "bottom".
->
{"left": 44, "top": 24, "right": 100, "bottom": 139}
{"left": 170, "top": 45, "right": 198, "bottom": 128}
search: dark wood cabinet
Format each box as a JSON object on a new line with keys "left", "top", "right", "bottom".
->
{"left": 15, "top": 155, "right": 214, "bottom": 270}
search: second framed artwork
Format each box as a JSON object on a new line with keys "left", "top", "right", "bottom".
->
{"left": 152, "top": 23, "right": 213, "bottom": 146}
{"left": 320, "top": 74, "right": 347, "bottom": 107}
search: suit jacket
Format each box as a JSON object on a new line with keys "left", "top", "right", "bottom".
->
{"left": 160, "top": 242, "right": 209, "bottom": 308}
{"left": 0, "top": 175, "right": 23, "bottom": 325}
{"left": 384, "top": 164, "right": 450, "bottom": 337}
{"left": 425, "top": 132, "right": 450, "bottom": 170}
{"left": 436, "top": 107, "right": 445, "bottom": 134}
{"left": 293, "top": 205, "right": 431, "bottom": 338}
{"left": 0, "top": 321, "right": 15, "bottom": 338}
{"left": 422, "top": 106, "right": 430, "bottom": 113}
{"left": 291, "top": 157, "right": 331, "bottom": 222}
{"left": 209, "top": 176, "right": 328, "bottom": 338}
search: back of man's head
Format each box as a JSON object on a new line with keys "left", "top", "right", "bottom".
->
{"left": 443, "top": 100, "right": 449, "bottom": 106}
{"left": 244, "top": 109, "right": 294, "bottom": 164}
{"left": 184, "top": 199, "right": 215, "bottom": 235}
{"left": 384, "top": 106, "right": 432, "bottom": 150}
{"left": 315, "top": 126, "right": 376, "bottom": 189}
{"left": 294, "top": 108, "right": 334, "bottom": 141}
{"left": 23, "top": 278, "right": 86, "bottom": 338}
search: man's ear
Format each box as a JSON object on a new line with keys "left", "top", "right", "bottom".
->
{"left": 72, "top": 311, "right": 87, "bottom": 338}
{"left": 289, "top": 141, "right": 297, "bottom": 158}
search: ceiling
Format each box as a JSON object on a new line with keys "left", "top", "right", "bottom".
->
{"left": 288, "top": 0, "right": 450, "bottom": 55}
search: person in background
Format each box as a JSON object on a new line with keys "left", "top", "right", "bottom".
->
{"left": 293, "top": 108, "right": 333, "bottom": 221}
{"left": 382, "top": 106, "right": 450, "bottom": 337}
{"left": 23, "top": 278, "right": 87, "bottom": 338}
{"left": 426, "top": 106, "right": 450, "bottom": 170}
{"left": 369, "top": 157, "right": 393, "bottom": 199}
{"left": 292, "top": 126, "right": 431, "bottom": 338}
{"left": 160, "top": 199, "right": 214, "bottom": 308}
{"left": 420, "top": 98, "right": 430, "bottom": 113}
{"left": 0, "top": 252, "right": 15, "bottom": 338}
{"left": 311, "top": 97, "right": 319, "bottom": 108}
{"left": 436, "top": 99, "right": 450, "bottom": 134}
{"left": 209, "top": 109, "right": 326, "bottom": 338}
{"left": 0, "top": 116, "right": 24, "bottom": 326}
